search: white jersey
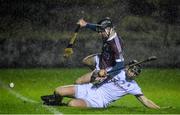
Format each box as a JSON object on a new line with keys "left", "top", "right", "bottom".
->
{"left": 75, "top": 70, "right": 143, "bottom": 108}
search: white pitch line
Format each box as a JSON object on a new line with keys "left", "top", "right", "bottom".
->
{"left": 42, "top": 105, "right": 63, "bottom": 115}
{"left": 0, "top": 81, "right": 62, "bottom": 115}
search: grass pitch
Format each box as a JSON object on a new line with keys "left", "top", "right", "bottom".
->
{"left": 0, "top": 68, "right": 180, "bottom": 114}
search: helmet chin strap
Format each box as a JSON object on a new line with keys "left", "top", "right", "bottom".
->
{"left": 104, "top": 28, "right": 112, "bottom": 38}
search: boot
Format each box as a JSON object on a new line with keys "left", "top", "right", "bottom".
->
{"left": 41, "top": 93, "right": 63, "bottom": 106}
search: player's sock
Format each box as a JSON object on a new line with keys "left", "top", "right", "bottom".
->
{"left": 41, "top": 93, "right": 63, "bottom": 106}
{"left": 41, "top": 94, "right": 54, "bottom": 102}
{"left": 53, "top": 92, "right": 63, "bottom": 104}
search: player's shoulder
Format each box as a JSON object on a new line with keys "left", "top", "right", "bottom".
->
{"left": 107, "top": 32, "right": 118, "bottom": 41}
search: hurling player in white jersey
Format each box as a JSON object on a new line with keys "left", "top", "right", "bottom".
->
{"left": 41, "top": 63, "right": 160, "bottom": 109}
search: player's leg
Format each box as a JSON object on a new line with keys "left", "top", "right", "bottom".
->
{"left": 55, "top": 85, "right": 75, "bottom": 97}
{"left": 68, "top": 99, "right": 88, "bottom": 108}
{"left": 76, "top": 54, "right": 95, "bottom": 84}
{"left": 76, "top": 54, "right": 100, "bottom": 84}
{"left": 75, "top": 71, "right": 93, "bottom": 84}
{"left": 82, "top": 54, "right": 97, "bottom": 70}
{"left": 41, "top": 85, "right": 75, "bottom": 105}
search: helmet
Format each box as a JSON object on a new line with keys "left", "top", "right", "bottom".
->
{"left": 127, "top": 60, "right": 141, "bottom": 76}
{"left": 96, "top": 17, "right": 113, "bottom": 32}
{"left": 129, "top": 65, "right": 141, "bottom": 76}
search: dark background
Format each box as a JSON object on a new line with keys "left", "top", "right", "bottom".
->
{"left": 0, "top": 0, "right": 179, "bottom": 68}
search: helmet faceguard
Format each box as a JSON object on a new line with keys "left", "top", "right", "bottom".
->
{"left": 129, "top": 65, "right": 141, "bottom": 76}
{"left": 126, "top": 60, "right": 142, "bottom": 80}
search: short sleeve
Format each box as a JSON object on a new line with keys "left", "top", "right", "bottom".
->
{"left": 128, "top": 81, "right": 143, "bottom": 96}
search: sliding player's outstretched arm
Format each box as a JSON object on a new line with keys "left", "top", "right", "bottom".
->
{"left": 136, "top": 95, "right": 160, "bottom": 109}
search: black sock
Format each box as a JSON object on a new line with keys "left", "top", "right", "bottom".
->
{"left": 54, "top": 92, "right": 63, "bottom": 103}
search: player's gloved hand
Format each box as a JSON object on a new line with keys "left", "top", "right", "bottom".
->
{"left": 90, "top": 70, "right": 99, "bottom": 82}
{"left": 98, "top": 69, "right": 107, "bottom": 77}
{"left": 64, "top": 44, "right": 73, "bottom": 58}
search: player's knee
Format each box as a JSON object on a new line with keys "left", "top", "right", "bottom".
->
{"left": 55, "top": 86, "right": 63, "bottom": 95}
{"left": 75, "top": 78, "right": 82, "bottom": 84}
{"left": 68, "top": 99, "right": 87, "bottom": 107}
{"left": 82, "top": 58, "right": 91, "bottom": 66}
{"left": 82, "top": 58, "right": 86, "bottom": 64}
{"left": 82, "top": 55, "right": 94, "bottom": 65}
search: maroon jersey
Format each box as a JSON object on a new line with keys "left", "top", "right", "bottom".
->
{"left": 99, "top": 33, "right": 124, "bottom": 69}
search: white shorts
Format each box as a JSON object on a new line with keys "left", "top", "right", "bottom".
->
{"left": 74, "top": 71, "right": 142, "bottom": 108}
{"left": 74, "top": 83, "right": 105, "bottom": 108}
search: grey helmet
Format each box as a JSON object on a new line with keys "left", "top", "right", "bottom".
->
{"left": 127, "top": 60, "right": 141, "bottom": 76}
{"left": 96, "top": 17, "right": 113, "bottom": 32}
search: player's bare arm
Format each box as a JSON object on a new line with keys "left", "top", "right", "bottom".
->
{"left": 136, "top": 95, "right": 160, "bottom": 109}
{"left": 75, "top": 69, "right": 107, "bottom": 84}
{"left": 75, "top": 72, "right": 93, "bottom": 84}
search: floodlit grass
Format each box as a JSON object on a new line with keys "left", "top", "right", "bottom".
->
{"left": 0, "top": 68, "right": 180, "bottom": 114}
